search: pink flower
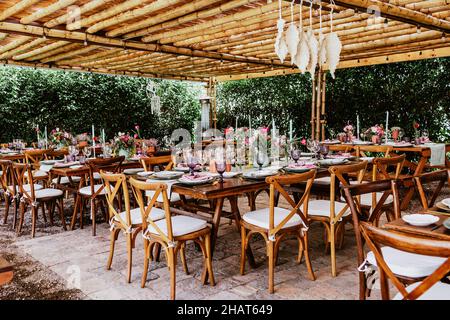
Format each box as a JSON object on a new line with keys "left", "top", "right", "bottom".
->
{"left": 301, "top": 138, "right": 307, "bottom": 146}
{"left": 260, "top": 127, "right": 269, "bottom": 133}
{"left": 134, "top": 134, "right": 138, "bottom": 139}
{"left": 135, "top": 125, "right": 140, "bottom": 130}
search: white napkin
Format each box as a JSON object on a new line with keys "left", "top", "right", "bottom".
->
{"left": 426, "top": 143, "right": 446, "bottom": 166}
{"left": 39, "top": 164, "right": 54, "bottom": 172}
{"left": 145, "top": 179, "right": 178, "bottom": 202}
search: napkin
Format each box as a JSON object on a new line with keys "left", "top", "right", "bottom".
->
{"left": 426, "top": 143, "right": 446, "bottom": 166}
{"left": 145, "top": 178, "right": 178, "bottom": 202}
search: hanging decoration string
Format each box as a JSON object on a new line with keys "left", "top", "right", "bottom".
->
{"left": 300, "top": 0, "right": 303, "bottom": 26}
{"left": 309, "top": 0, "right": 313, "bottom": 29}
{"left": 278, "top": 0, "right": 282, "bottom": 19}
{"left": 330, "top": 0, "right": 335, "bottom": 32}
{"left": 290, "top": 0, "right": 295, "bottom": 23}
{"left": 319, "top": 1, "right": 322, "bottom": 31}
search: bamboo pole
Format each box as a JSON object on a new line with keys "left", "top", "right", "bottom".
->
{"left": 0, "top": 36, "right": 31, "bottom": 55}
{"left": 45, "top": 0, "right": 117, "bottom": 28}
{"left": 25, "top": 43, "right": 82, "bottom": 62}
{"left": 0, "top": 0, "right": 41, "bottom": 21}
{"left": 0, "top": 33, "right": 7, "bottom": 41}
{"left": 66, "top": 0, "right": 143, "bottom": 30}
{"left": 41, "top": 45, "right": 99, "bottom": 63}
{"left": 315, "top": 70, "right": 321, "bottom": 141}
{"left": 321, "top": 71, "right": 327, "bottom": 141}
{"left": 311, "top": 73, "right": 316, "bottom": 140}
{"left": 21, "top": 0, "right": 79, "bottom": 24}
{"left": 0, "top": 38, "right": 47, "bottom": 60}
{"left": 57, "top": 48, "right": 123, "bottom": 66}
{"left": 86, "top": 0, "right": 184, "bottom": 34}
{"left": 13, "top": 41, "right": 70, "bottom": 61}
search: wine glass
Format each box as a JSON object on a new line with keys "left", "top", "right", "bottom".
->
{"left": 256, "top": 149, "right": 265, "bottom": 171}
{"left": 398, "top": 128, "right": 405, "bottom": 141}
{"left": 290, "top": 148, "right": 300, "bottom": 164}
{"left": 216, "top": 161, "right": 226, "bottom": 183}
{"left": 141, "top": 141, "right": 148, "bottom": 156}
{"left": 187, "top": 154, "right": 198, "bottom": 176}
{"left": 84, "top": 147, "right": 92, "bottom": 159}
{"left": 319, "top": 144, "right": 329, "bottom": 159}
{"left": 103, "top": 144, "right": 112, "bottom": 158}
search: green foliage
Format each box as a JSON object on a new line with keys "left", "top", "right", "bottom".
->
{"left": 0, "top": 67, "right": 201, "bottom": 144}
{"left": 217, "top": 58, "right": 450, "bottom": 142}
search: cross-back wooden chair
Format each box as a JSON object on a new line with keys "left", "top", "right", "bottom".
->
{"left": 360, "top": 222, "right": 450, "bottom": 300}
{"left": 308, "top": 161, "right": 367, "bottom": 277}
{"left": 372, "top": 154, "right": 405, "bottom": 181}
{"left": 101, "top": 172, "right": 165, "bottom": 283}
{"left": 130, "top": 177, "right": 214, "bottom": 300}
{"left": 328, "top": 145, "right": 355, "bottom": 154}
{"left": 356, "top": 145, "right": 392, "bottom": 158}
{"left": 140, "top": 155, "right": 174, "bottom": 172}
{"left": 0, "top": 160, "right": 20, "bottom": 227}
{"left": 23, "top": 149, "right": 52, "bottom": 184}
{"left": 12, "top": 163, "right": 65, "bottom": 238}
{"left": 71, "top": 156, "right": 124, "bottom": 236}
{"left": 240, "top": 170, "right": 317, "bottom": 293}
{"left": 343, "top": 179, "right": 446, "bottom": 300}
{"left": 414, "top": 169, "right": 448, "bottom": 210}
{"left": 46, "top": 148, "right": 68, "bottom": 160}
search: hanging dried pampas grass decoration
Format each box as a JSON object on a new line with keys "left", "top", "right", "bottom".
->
{"left": 274, "top": 0, "right": 288, "bottom": 63}
{"left": 325, "top": 4, "right": 342, "bottom": 78}
{"left": 293, "top": 0, "right": 309, "bottom": 73}
{"left": 286, "top": 1, "right": 299, "bottom": 64}
{"left": 318, "top": 3, "right": 327, "bottom": 67}
{"left": 306, "top": 1, "right": 318, "bottom": 76}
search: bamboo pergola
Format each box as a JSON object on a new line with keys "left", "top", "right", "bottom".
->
{"left": 0, "top": 0, "right": 449, "bottom": 131}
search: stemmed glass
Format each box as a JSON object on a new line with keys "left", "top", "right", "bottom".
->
{"left": 216, "top": 161, "right": 226, "bottom": 183}
{"left": 290, "top": 148, "right": 301, "bottom": 164}
{"left": 319, "top": 144, "right": 329, "bottom": 159}
{"left": 398, "top": 129, "right": 405, "bottom": 142}
{"left": 187, "top": 155, "right": 198, "bottom": 176}
{"left": 84, "top": 147, "right": 92, "bottom": 159}
{"left": 256, "top": 149, "right": 265, "bottom": 170}
{"left": 422, "top": 129, "right": 429, "bottom": 139}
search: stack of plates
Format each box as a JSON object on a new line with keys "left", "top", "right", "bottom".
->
{"left": 436, "top": 198, "right": 450, "bottom": 212}
{"left": 242, "top": 169, "right": 279, "bottom": 180}
{"left": 151, "top": 171, "right": 183, "bottom": 180}
{"left": 178, "top": 174, "right": 215, "bottom": 185}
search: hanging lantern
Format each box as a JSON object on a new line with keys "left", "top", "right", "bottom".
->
{"left": 146, "top": 80, "right": 161, "bottom": 115}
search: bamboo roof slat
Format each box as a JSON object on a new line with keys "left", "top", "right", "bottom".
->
{"left": 0, "top": 0, "right": 448, "bottom": 82}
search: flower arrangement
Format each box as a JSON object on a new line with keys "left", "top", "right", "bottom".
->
{"left": 112, "top": 132, "right": 136, "bottom": 157}
{"left": 412, "top": 121, "right": 420, "bottom": 138}
{"left": 132, "top": 125, "right": 142, "bottom": 140}
{"left": 343, "top": 124, "right": 354, "bottom": 133}
{"left": 75, "top": 133, "right": 92, "bottom": 147}
{"left": 366, "top": 124, "right": 385, "bottom": 137}
{"left": 390, "top": 126, "right": 402, "bottom": 141}
{"left": 50, "top": 128, "right": 73, "bottom": 147}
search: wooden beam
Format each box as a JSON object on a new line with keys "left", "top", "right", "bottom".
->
{"left": 215, "top": 47, "right": 450, "bottom": 81}
{"left": 0, "top": 21, "right": 286, "bottom": 67}
{"left": 0, "top": 59, "right": 208, "bottom": 82}
{"left": 291, "top": 0, "right": 450, "bottom": 34}
{"left": 20, "top": 0, "right": 78, "bottom": 24}
{"left": 0, "top": 0, "right": 41, "bottom": 21}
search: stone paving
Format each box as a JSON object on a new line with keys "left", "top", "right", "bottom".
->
{"left": 15, "top": 194, "right": 385, "bottom": 300}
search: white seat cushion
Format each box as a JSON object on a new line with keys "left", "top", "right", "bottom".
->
{"left": 308, "top": 200, "right": 351, "bottom": 219}
{"left": 243, "top": 207, "right": 304, "bottom": 230}
{"left": 147, "top": 215, "right": 207, "bottom": 237}
{"left": 24, "top": 170, "right": 48, "bottom": 178}
{"left": 93, "top": 172, "right": 101, "bottom": 180}
{"left": 52, "top": 176, "right": 81, "bottom": 184}
{"left": 79, "top": 184, "right": 106, "bottom": 196}
{"left": 359, "top": 192, "right": 393, "bottom": 206}
{"left": 393, "top": 281, "right": 450, "bottom": 300}
{"left": 146, "top": 190, "right": 181, "bottom": 203}
{"left": 114, "top": 207, "right": 165, "bottom": 225}
{"left": 35, "top": 188, "right": 64, "bottom": 199}
{"left": 9, "top": 184, "right": 43, "bottom": 192}
{"left": 367, "top": 246, "right": 446, "bottom": 278}
{"left": 314, "top": 177, "right": 331, "bottom": 185}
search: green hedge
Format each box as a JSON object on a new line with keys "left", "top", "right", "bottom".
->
{"left": 0, "top": 67, "right": 201, "bottom": 144}
{"left": 217, "top": 58, "right": 450, "bottom": 142}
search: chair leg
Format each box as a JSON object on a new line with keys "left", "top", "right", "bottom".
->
{"left": 12, "top": 198, "right": 18, "bottom": 230}
{"left": 240, "top": 226, "right": 247, "bottom": 275}
{"left": 91, "top": 199, "right": 96, "bottom": 236}
{"left": 3, "top": 195, "right": 10, "bottom": 224}
{"left": 126, "top": 233, "right": 133, "bottom": 283}
{"left": 267, "top": 240, "right": 275, "bottom": 294}
{"left": 302, "top": 232, "right": 315, "bottom": 281}
{"left": 167, "top": 247, "right": 177, "bottom": 300}
{"left": 41, "top": 203, "right": 48, "bottom": 224}
{"left": 31, "top": 205, "right": 37, "bottom": 238}
{"left": 180, "top": 242, "right": 189, "bottom": 275}
{"left": 80, "top": 198, "right": 86, "bottom": 229}
{"left": 108, "top": 228, "right": 120, "bottom": 270}
{"left": 57, "top": 198, "right": 66, "bottom": 230}
{"left": 154, "top": 243, "right": 162, "bottom": 262}
{"left": 330, "top": 222, "right": 337, "bottom": 277}
{"left": 17, "top": 202, "right": 25, "bottom": 235}
{"left": 141, "top": 239, "right": 150, "bottom": 288}
{"left": 204, "top": 233, "right": 215, "bottom": 286}
{"left": 70, "top": 194, "right": 81, "bottom": 230}
{"left": 297, "top": 235, "right": 304, "bottom": 264}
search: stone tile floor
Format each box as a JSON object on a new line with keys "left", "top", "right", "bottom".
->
{"left": 3, "top": 185, "right": 448, "bottom": 300}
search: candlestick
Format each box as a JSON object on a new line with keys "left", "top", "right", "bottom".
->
{"left": 92, "top": 125, "right": 96, "bottom": 158}
{"left": 235, "top": 116, "right": 238, "bottom": 130}
{"left": 357, "top": 114, "right": 360, "bottom": 140}
{"left": 289, "top": 119, "right": 293, "bottom": 142}
{"left": 385, "top": 111, "right": 389, "bottom": 143}
{"left": 44, "top": 126, "right": 48, "bottom": 149}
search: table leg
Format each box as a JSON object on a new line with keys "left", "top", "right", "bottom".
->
{"left": 209, "top": 197, "right": 224, "bottom": 253}
{"left": 229, "top": 196, "right": 257, "bottom": 268}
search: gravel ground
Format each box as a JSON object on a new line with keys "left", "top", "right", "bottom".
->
{"left": 0, "top": 183, "right": 448, "bottom": 300}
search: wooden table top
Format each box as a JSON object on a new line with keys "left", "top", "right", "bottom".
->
{"left": 384, "top": 211, "right": 450, "bottom": 241}
{"left": 50, "top": 160, "right": 142, "bottom": 176}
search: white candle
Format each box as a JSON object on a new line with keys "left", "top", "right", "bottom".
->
{"left": 289, "top": 119, "right": 293, "bottom": 142}
{"left": 44, "top": 126, "right": 48, "bottom": 149}
{"left": 36, "top": 125, "right": 39, "bottom": 143}
{"left": 102, "top": 129, "right": 105, "bottom": 145}
{"left": 235, "top": 117, "right": 238, "bottom": 130}
{"left": 272, "top": 118, "right": 276, "bottom": 139}
{"left": 385, "top": 111, "right": 389, "bottom": 142}
{"left": 357, "top": 114, "right": 360, "bottom": 140}
{"left": 92, "top": 125, "right": 96, "bottom": 158}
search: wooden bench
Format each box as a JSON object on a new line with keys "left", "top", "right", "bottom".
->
{"left": 0, "top": 256, "right": 13, "bottom": 286}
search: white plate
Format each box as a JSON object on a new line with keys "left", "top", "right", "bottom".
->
{"left": 178, "top": 176, "right": 215, "bottom": 185}
{"left": 70, "top": 165, "right": 83, "bottom": 169}
{"left": 243, "top": 169, "right": 279, "bottom": 180}
{"left": 393, "top": 143, "right": 413, "bottom": 148}
{"left": 173, "top": 166, "right": 190, "bottom": 172}
{"left": 359, "top": 157, "right": 374, "bottom": 163}
{"left": 123, "top": 168, "right": 144, "bottom": 175}
{"left": 41, "top": 160, "right": 57, "bottom": 165}
{"left": 137, "top": 171, "right": 154, "bottom": 177}
{"left": 222, "top": 171, "right": 241, "bottom": 178}
{"left": 402, "top": 214, "right": 439, "bottom": 227}
{"left": 441, "top": 198, "right": 450, "bottom": 208}
{"left": 153, "top": 171, "right": 183, "bottom": 180}
{"left": 317, "top": 159, "right": 348, "bottom": 166}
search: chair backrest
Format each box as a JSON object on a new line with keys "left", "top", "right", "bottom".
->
{"left": 356, "top": 145, "right": 392, "bottom": 158}
{"left": 328, "top": 145, "right": 355, "bottom": 154}
{"left": 265, "top": 170, "right": 316, "bottom": 239}
{"left": 140, "top": 155, "right": 174, "bottom": 172}
{"left": 100, "top": 172, "right": 132, "bottom": 230}
{"left": 86, "top": 156, "right": 124, "bottom": 198}
{"left": 342, "top": 179, "right": 401, "bottom": 286}
{"left": 46, "top": 148, "right": 68, "bottom": 160}
{"left": 24, "top": 149, "right": 51, "bottom": 168}
{"left": 11, "top": 163, "right": 37, "bottom": 201}
{"left": 360, "top": 222, "right": 450, "bottom": 300}
{"left": 327, "top": 161, "right": 368, "bottom": 221}
{"left": 129, "top": 177, "right": 172, "bottom": 241}
{"left": 414, "top": 169, "right": 448, "bottom": 210}
{"left": 0, "top": 160, "right": 15, "bottom": 196}
{"left": 372, "top": 154, "right": 405, "bottom": 181}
